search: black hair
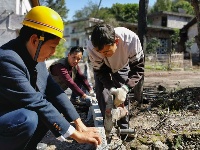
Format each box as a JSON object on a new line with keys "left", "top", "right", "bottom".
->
{"left": 19, "top": 26, "right": 58, "bottom": 45}
{"left": 91, "top": 24, "right": 115, "bottom": 51}
{"left": 69, "top": 46, "right": 84, "bottom": 55}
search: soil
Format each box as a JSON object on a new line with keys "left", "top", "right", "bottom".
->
{"left": 144, "top": 70, "right": 200, "bottom": 90}
{"left": 41, "top": 70, "right": 200, "bottom": 150}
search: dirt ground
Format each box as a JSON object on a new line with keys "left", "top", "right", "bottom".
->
{"left": 41, "top": 70, "right": 200, "bottom": 150}
{"left": 127, "top": 70, "right": 200, "bottom": 150}
{"left": 144, "top": 70, "right": 200, "bottom": 90}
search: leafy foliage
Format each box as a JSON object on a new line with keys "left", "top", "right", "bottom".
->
{"left": 185, "top": 38, "right": 195, "bottom": 52}
{"left": 171, "top": 0, "right": 194, "bottom": 15}
{"left": 40, "top": 0, "right": 68, "bottom": 59}
{"left": 95, "top": 7, "right": 115, "bottom": 21}
{"left": 40, "top": 0, "right": 69, "bottom": 21}
{"left": 110, "top": 3, "right": 139, "bottom": 23}
{"left": 150, "top": 0, "right": 172, "bottom": 13}
{"left": 146, "top": 38, "right": 161, "bottom": 54}
{"left": 150, "top": 0, "right": 194, "bottom": 15}
{"left": 170, "top": 29, "right": 180, "bottom": 53}
{"left": 72, "top": 2, "right": 139, "bottom": 23}
{"left": 73, "top": 1, "right": 99, "bottom": 20}
{"left": 72, "top": 1, "right": 117, "bottom": 24}
{"left": 50, "top": 40, "right": 67, "bottom": 59}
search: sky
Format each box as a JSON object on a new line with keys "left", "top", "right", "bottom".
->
{"left": 66, "top": 0, "right": 157, "bottom": 20}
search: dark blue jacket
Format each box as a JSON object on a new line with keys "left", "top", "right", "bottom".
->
{"left": 0, "top": 37, "right": 80, "bottom": 137}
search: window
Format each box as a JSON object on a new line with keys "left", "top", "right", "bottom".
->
{"left": 161, "top": 16, "right": 167, "bottom": 27}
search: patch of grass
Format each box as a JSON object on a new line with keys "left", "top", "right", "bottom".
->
{"left": 138, "top": 137, "right": 148, "bottom": 144}
{"left": 174, "top": 135, "right": 182, "bottom": 149}
{"left": 145, "top": 64, "right": 168, "bottom": 71}
{"left": 151, "top": 134, "right": 166, "bottom": 143}
{"left": 171, "top": 130, "right": 177, "bottom": 134}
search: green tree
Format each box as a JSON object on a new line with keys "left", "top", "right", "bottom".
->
{"left": 72, "top": 1, "right": 114, "bottom": 22}
{"left": 146, "top": 38, "right": 161, "bottom": 54}
{"left": 185, "top": 38, "right": 195, "bottom": 52}
{"left": 170, "top": 29, "right": 180, "bottom": 53}
{"left": 151, "top": 0, "right": 172, "bottom": 13}
{"left": 73, "top": 1, "right": 99, "bottom": 20}
{"left": 40, "top": 0, "right": 69, "bottom": 59}
{"left": 50, "top": 40, "right": 67, "bottom": 59}
{"left": 171, "top": 0, "right": 194, "bottom": 15}
{"left": 110, "top": 3, "right": 139, "bottom": 23}
{"left": 94, "top": 7, "right": 115, "bottom": 21}
{"left": 72, "top": 2, "right": 139, "bottom": 23}
{"left": 40, "top": 0, "right": 69, "bottom": 21}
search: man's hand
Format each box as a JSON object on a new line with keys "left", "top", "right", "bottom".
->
{"left": 89, "top": 89, "right": 96, "bottom": 97}
{"left": 71, "top": 118, "right": 102, "bottom": 146}
{"left": 70, "top": 130, "right": 101, "bottom": 146}
{"left": 74, "top": 118, "right": 99, "bottom": 133}
{"left": 84, "top": 95, "right": 98, "bottom": 104}
{"left": 110, "top": 85, "right": 129, "bottom": 107}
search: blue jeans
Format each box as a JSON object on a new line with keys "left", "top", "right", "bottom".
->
{"left": 0, "top": 108, "right": 48, "bottom": 150}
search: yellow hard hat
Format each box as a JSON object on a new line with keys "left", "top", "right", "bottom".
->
{"left": 22, "top": 6, "right": 64, "bottom": 38}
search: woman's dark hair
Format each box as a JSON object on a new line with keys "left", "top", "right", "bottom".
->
{"left": 19, "top": 26, "right": 58, "bottom": 45}
{"left": 91, "top": 24, "right": 115, "bottom": 51}
{"left": 69, "top": 46, "right": 84, "bottom": 55}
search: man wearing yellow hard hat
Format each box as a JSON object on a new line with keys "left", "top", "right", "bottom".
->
{"left": 0, "top": 6, "right": 101, "bottom": 149}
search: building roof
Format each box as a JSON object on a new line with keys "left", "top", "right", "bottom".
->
{"left": 69, "top": 17, "right": 104, "bottom": 24}
{"left": 148, "top": 11, "right": 194, "bottom": 18}
{"left": 181, "top": 17, "right": 196, "bottom": 31}
{"left": 119, "top": 22, "right": 175, "bottom": 32}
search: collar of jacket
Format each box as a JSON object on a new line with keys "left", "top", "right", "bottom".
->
{"left": 0, "top": 36, "right": 37, "bottom": 69}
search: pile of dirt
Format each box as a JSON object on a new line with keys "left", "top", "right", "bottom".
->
{"left": 41, "top": 70, "right": 200, "bottom": 150}
{"left": 125, "top": 86, "right": 200, "bottom": 150}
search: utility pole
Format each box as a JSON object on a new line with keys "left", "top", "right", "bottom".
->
{"left": 136, "top": 0, "right": 149, "bottom": 104}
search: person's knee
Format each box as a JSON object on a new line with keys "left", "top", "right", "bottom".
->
{"left": 19, "top": 109, "right": 38, "bottom": 137}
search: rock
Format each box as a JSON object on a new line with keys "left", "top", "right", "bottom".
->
{"left": 154, "top": 141, "right": 168, "bottom": 150}
{"left": 177, "top": 145, "right": 183, "bottom": 150}
{"left": 137, "top": 144, "right": 149, "bottom": 150}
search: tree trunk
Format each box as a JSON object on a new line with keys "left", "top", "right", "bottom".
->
{"left": 138, "top": 0, "right": 148, "bottom": 51}
{"left": 135, "top": 0, "right": 148, "bottom": 104}
{"left": 191, "top": 0, "right": 200, "bottom": 61}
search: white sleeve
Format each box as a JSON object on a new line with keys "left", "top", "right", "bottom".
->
{"left": 86, "top": 40, "right": 104, "bottom": 70}
{"left": 56, "top": 125, "right": 75, "bottom": 142}
{"left": 129, "top": 33, "right": 144, "bottom": 63}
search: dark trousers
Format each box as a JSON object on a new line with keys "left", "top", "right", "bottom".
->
{"left": 94, "top": 64, "right": 143, "bottom": 129}
{"left": 70, "top": 81, "right": 83, "bottom": 100}
{"left": 0, "top": 108, "right": 48, "bottom": 150}
{"left": 94, "top": 64, "right": 130, "bottom": 128}
{"left": 70, "top": 78, "right": 87, "bottom": 101}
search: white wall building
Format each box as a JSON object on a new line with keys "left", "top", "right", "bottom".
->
{"left": 64, "top": 17, "right": 104, "bottom": 56}
{"left": 179, "top": 17, "right": 200, "bottom": 62}
{"left": 0, "top": 0, "right": 39, "bottom": 46}
{"left": 148, "top": 11, "right": 193, "bottom": 29}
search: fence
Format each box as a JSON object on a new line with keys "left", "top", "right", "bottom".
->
{"left": 145, "top": 53, "right": 184, "bottom": 70}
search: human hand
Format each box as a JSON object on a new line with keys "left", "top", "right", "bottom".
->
{"left": 89, "top": 89, "right": 96, "bottom": 97}
{"left": 110, "top": 85, "right": 129, "bottom": 107}
{"left": 84, "top": 95, "right": 98, "bottom": 104}
{"left": 72, "top": 118, "right": 102, "bottom": 146}
{"left": 74, "top": 118, "right": 97, "bottom": 132}
{"left": 70, "top": 129, "right": 102, "bottom": 146}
